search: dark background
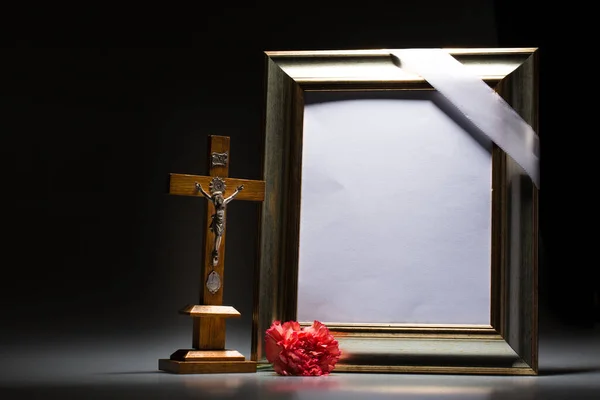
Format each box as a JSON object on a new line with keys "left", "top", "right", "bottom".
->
{"left": 1, "top": 0, "right": 597, "bottom": 383}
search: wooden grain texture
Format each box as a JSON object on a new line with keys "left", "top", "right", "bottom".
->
{"left": 196, "top": 137, "right": 229, "bottom": 350}
{"left": 179, "top": 304, "right": 241, "bottom": 318}
{"left": 188, "top": 136, "right": 264, "bottom": 353}
{"left": 169, "top": 174, "right": 265, "bottom": 201}
{"left": 193, "top": 316, "right": 226, "bottom": 350}
{"left": 158, "top": 359, "right": 257, "bottom": 374}
{"left": 169, "top": 349, "right": 245, "bottom": 361}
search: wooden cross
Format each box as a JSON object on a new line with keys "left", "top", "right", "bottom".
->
{"left": 159, "top": 135, "right": 265, "bottom": 374}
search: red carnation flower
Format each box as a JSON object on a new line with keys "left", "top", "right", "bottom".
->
{"left": 265, "top": 320, "right": 341, "bottom": 376}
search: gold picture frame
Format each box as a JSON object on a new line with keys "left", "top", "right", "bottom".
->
{"left": 252, "top": 48, "right": 539, "bottom": 375}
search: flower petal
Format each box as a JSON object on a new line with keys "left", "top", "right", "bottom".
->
{"left": 265, "top": 320, "right": 341, "bottom": 376}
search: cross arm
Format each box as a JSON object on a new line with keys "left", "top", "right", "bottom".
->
{"left": 169, "top": 173, "right": 265, "bottom": 201}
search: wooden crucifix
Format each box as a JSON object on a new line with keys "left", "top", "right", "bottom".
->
{"left": 158, "top": 135, "right": 265, "bottom": 374}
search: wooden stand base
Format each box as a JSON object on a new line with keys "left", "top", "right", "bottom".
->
{"left": 158, "top": 358, "right": 257, "bottom": 374}
{"left": 159, "top": 349, "right": 256, "bottom": 374}
{"left": 159, "top": 305, "right": 257, "bottom": 374}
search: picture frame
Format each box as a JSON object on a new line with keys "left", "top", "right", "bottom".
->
{"left": 252, "top": 48, "right": 539, "bottom": 375}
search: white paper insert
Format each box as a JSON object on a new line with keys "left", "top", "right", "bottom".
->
{"left": 297, "top": 91, "right": 492, "bottom": 325}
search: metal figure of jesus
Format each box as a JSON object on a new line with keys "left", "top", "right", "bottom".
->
{"left": 195, "top": 180, "right": 244, "bottom": 267}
